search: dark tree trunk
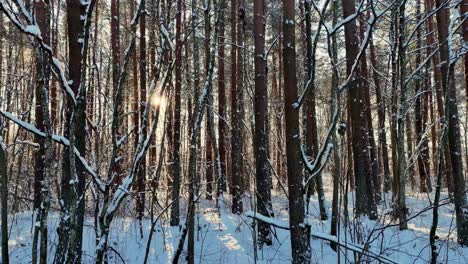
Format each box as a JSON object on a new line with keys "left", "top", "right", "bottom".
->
{"left": 282, "top": 0, "right": 310, "bottom": 262}
{"left": 254, "top": 0, "right": 273, "bottom": 246}
{"left": 415, "top": 0, "right": 432, "bottom": 192}
{"left": 330, "top": 0, "right": 341, "bottom": 250}
{"left": 424, "top": 0, "right": 453, "bottom": 194}
{"left": 359, "top": 14, "right": 380, "bottom": 199}
{"left": 303, "top": 0, "right": 327, "bottom": 220}
{"left": 369, "top": 31, "right": 391, "bottom": 194}
{"left": 0, "top": 122, "right": 8, "bottom": 264}
{"left": 205, "top": 0, "right": 214, "bottom": 201}
{"left": 435, "top": 0, "right": 468, "bottom": 245}
{"left": 136, "top": 0, "right": 147, "bottom": 233}
{"left": 342, "top": 0, "right": 376, "bottom": 219}
{"left": 170, "top": 0, "right": 182, "bottom": 227}
{"left": 217, "top": 0, "right": 227, "bottom": 195}
{"left": 230, "top": 0, "right": 243, "bottom": 214}
{"left": 56, "top": 0, "right": 88, "bottom": 262}
{"left": 32, "top": 1, "right": 51, "bottom": 263}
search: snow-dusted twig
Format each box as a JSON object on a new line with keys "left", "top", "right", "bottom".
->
{"left": 244, "top": 211, "right": 398, "bottom": 264}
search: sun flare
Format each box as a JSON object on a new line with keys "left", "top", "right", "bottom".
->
{"left": 150, "top": 93, "right": 167, "bottom": 109}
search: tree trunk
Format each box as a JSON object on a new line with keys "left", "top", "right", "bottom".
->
{"left": 395, "top": 0, "right": 408, "bottom": 230}
{"left": 56, "top": 0, "right": 89, "bottom": 262}
{"left": 217, "top": 0, "right": 227, "bottom": 195}
{"left": 205, "top": 0, "right": 214, "bottom": 201}
{"left": 342, "top": 0, "right": 376, "bottom": 219}
{"left": 170, "top": 0, "right": 182, "bottom": 227}
{"left": 0, "top": 122, "right": 9, "bottom": 264}
{"left": 424, "top": 0, "right": 453, "bottom": 194}
{"left": 359, "top": 13, "right": 380, "bottom": 199}
{"left": 415, "top": 0, "right": 432, "bottom": 192}
{"left": 369, "top": 30, "right": 391, "bottom": 194}
{"left": 282, "top": 0, "right": 310, "bottom": 262}
{"left": 32, "top": 1, "right": 51, "bottom": 263}
{"left": 303, "top": 0, "right": 326, "bottom": 220}
{"left": 330, "top": 0, "right": 341, "bottom": 251}
{"left": 230, "top": 0, "right": 243, "bottom": 214}
{"left": 435, "top": 0, "right": 468, "bottom": 245}
{"left": 254, "top": 0, "right": 273, "bottom": 246}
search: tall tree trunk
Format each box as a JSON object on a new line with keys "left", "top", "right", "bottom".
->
{"left": 424, "top": 0, "right": 453, "bottom": 194}
{"left": 170, "top": 0, "right": 182, "bottom": 227}
{"left": 463, "top": 0, "right": 468, "bottom": 175}
{"left": 56, "top": 0, "right": 89, "bottom": 262}
{"left": 205, "top": 0, "right": 214, "bottom": 201}
{"left": 0, "top": 122, "right": 9, "bottom": 264}
{"left": 435, "top": 0, "right": 468, "bottom": 245}
{"left": 369, "top": 30, "right": 391, "bottom": 194}
{"left": 136, "top": 0, "right": 147, "bottom": 234}
{"left": 359, "top": 13, "right": 380, "bottom": 199}
{"left": 230, "top": 0, "right": 243, "bottom": 214}
{"left": 32, "top": 1, "right": 51, "bottom": 263}
{"left": 187, "top": 0, "right": 198, "bottom": 261}
{"left": 0, "top": 18, "right": 8, "bottom": 263}
{"left": 303, "top": 0, "right": 326, "bottom": 220}
{"left": 330, "top": 0, "right": 341, "bottom": 250}
{"left": 217, "top": 0, "right": 227, "bottom": 195}
{"left": 254, "top": 0, "right": 273, "bottom": 246}
{"left": 342, "top": 0, "right": 377, "bottom": 219}
{"left": 415, "top": 0, "right": 432, "bottom": 192}
{"left": 395, "top": 0, "right": 408, "bottom": 230}
{"left": 282, "top": 0, "right": 310, "bottom": 262}
{"left": 109, "top": 0, "right": 122, "bottom": 184}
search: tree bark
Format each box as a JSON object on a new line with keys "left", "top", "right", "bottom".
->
{"left": 282, "top": 0, "right": 310, "bottom": 262}
{"left": 254, "top": 0, "right": 273, "bottom": 246}
{"left": 217, "top": 0, "right": 227, "bottom": 195}
{"left": 170, "top": 0, "right": 182, "bottom": 227}
{"left": 303, "top": 0, "right": 327, "bottom": 220}
{"left": 415, "top": 0, "right": 432, "bottom": 192}
{"left": 0, "top": 122, "right": 9, "bottom": 264}
{"left": 230, "top": 0, "right": 243, "bottom": 214}
{"left": 342, "top": 0, "right": 377, "bottom": 219}
{"left": 435, "top": 0, "right": 468, "bottom": 245}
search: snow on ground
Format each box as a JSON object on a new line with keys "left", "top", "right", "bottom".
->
{"left": 3, "top": 174, "right": 468, "bottom": 263}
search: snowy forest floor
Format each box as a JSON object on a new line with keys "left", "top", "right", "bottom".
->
{"left": 3, "top": 174, "right": 468, "bottom": 263}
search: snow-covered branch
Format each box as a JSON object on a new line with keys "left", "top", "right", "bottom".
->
{"left": 0, "top": 0, "right": 77, "bottom": 104}
{"left": 0, "top": 111, "right": 105, "bottom": 191}
{"left": 244, "top": 211, "right": 397, "bottom": 264}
